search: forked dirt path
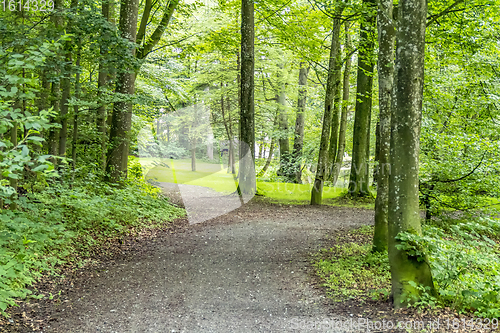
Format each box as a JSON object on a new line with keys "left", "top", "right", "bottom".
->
{"left": 6, "top": 188, "right": 374, "bottom": 333}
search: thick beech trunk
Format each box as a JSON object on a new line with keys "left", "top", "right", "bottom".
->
{"left": 388, "top": 0, "right": 436, "bottom": 307}
{"left": 372, "top": 0, "right": 396, "bottom": 253}
{"left": 105, "top": 0, "right": 140, "bottom": 182}
{"left": 239, "top": 0, "right": 255, "bottom": 194}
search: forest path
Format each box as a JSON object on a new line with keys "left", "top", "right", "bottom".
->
{"left": 26, "top": 188, "right": 373, "bottom": 333}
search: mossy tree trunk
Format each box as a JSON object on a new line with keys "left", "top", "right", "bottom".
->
{"left": 330, "top": 23, "right": 353, "bottom": 186}
{"left": 292, "top": 64, "right": 309, "bottom": 184}
{"left": 105, "top": 0, "right": 140, "bottom": 182}
{"left": 311, "top": 12, "right": 343, "bottom": 205}
{"left": 388, "top": 0, "right": 436, "bottom": 307}
{"left": 348, "top": 0, "right": 376, "bottom": 197}
{"left": 239, "top": 0, "right": 256, "bottom": 194}
{"left": 276, "top": 66, "right": 291, "bottom": 180}
{"left": 372, "top": 0, "right": 396, "bottom": 253}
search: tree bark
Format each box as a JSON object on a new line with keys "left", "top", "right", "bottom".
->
{"left": 311, "top": 13, "right": 343, "bottom": 205}
{"left": 372, "top": 0, "right": 396, "bottom": 253}
{"left": 330, "top": 23, "right": 353, "bottom": 186}
{"left": 97, "top": 0, "right": 115, "bottom": 172}
{"left": 105, "top": 0, "right": 140, "bottom": 182}
{"left": 136, "top": 0, "right": 180, "bottom": 59}
{"left": 276, "top": 66, "right": 291, "bottom": 180}
{"left": 239, "top": 0, "right": 256, "bottom": 194}
{"left": 348, "top": 0, "right": 377, "bottom": 197}
{"left": 9, "top": 121, "right": 18, "bottom": 210}
{"left": 47, "top": 0, "right": 64, "bottom": 158}
{"left": 227, "top": 96, "right": 236, "bottom": 174}
{"left": 292, "top": 64, "right": 309, "bottom": 184}
{"left": 72, "top": 41, "right": 81, "bottom": 173}
{"left": 327, "top": 19, "right": 345, "bottom": 179}
{"left": 388, "top": 0, "right": 436, "bottom": 307}
{"left": 58, "top": 52, "right": 71, "bottom": 158}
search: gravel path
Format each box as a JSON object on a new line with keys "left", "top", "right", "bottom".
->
{"left": 8, "top": 186, "right": 375, "bottom": 333}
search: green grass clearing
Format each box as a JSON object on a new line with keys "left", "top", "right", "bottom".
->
{"left": 142, "top": 158, "right": 349, "bottom": 204}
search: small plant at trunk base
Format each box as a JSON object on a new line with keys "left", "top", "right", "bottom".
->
{"left": 315, "top": 221, "right": 500, "bottom": 318}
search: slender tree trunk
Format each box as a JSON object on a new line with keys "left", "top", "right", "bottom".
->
{"left": 372, "top": 0, "right": 395, "bottom": 253}
{"left": 276, "top": 68, "right": 291, "bottom": 179}
{"left": 48, "top": 81, "right": 60, "bottom": 156}
{"left": 47, "top": 0, "right": 64, "bottom": 158}
{"left": 327, "top": 19, "right": 345, "bottom": 179}
{"left": 239, "top": 0, "right": 255, "bottom": 194}
{"left": 331, "top": 23, "right": 353, "bottom": 186}
{"left": 348, "top": 0, "right": 377, "bottom": 197}
{"left": 292, "top": 64, "right": 309, "bottom": 184}
{"left": 105, "top": 0, "right": 140, "bottom": 182}
{"left": 9, "top": 122, "right": 18, "bottom": 210}
{"left": 59, "top": 52, "right": 71, "bottom": 158}
{"left": 59, "top": 0, "right": 79, "bottom": 160}
{"left": 311, "top": 13, "right": 343, "bottom": 205}
{"left": 388, "top": 0, "right": 436, "bottom": 307}
{"left": 191, "top": 141, "right": 196, "bottom": 171}
{"left": 97, "top": 0, "right": 115, "bottom": 172}
{"left": 258, "top": 112, "right": 278, "bottom": 177}
{"left": 72, "top": 40, "right": 82, "bottom": 172}
{"left": 221, "top": 85, "right": 234, "bottom": 174}
{"left": 227, "top": 96, "right": 236, "bottom": 174}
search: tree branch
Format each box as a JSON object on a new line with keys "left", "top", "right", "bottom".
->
{"left": 137, "top": 0, "right": 180, "bottom": 60}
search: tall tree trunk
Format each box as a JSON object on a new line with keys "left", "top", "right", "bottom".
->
{"left": 239, "top": 0, "right": 255, "bottom": 194}
{"left": 327, "top": 19, "right": 345, "bottom": 179}
{"left": 97, "top": 0, "right": 115, "bottom": 172}
{"left": 221, "top": 85, "right": 234, "bottom": 174}
{"left": 59, "top": 0, "right": 78, "bottom": 160}
{"left": 311, "top": 13, "right": 343, "bottom": 205}
{"left": 292, "top": 64, "right": 309, "bottom": 184}
{"left": 9, "top": 121, "right": 18, "bottom": 210}
{"left": 372, "top": 0, "right": 395, "bottom": 253}
{"left": 331, "top": 23, "right": 353, "bottom": 186}
{"left": 388, "top": 0, "right": 436, "bottom": 307}
{"left": 59, "top": 53, "right": 71, "bottom": 159}
{"left": 37, "top": 71, "right": 50, "bottom": 153}
{"left": 47, "top": 0, "right": 64, "bottom": 158}
{"left": 348, "top": 0, "right": 377, "bottom": 197}
{"left": 72, "top": 39, "right": 82, "bottom": 172}
{"left": 191, "top": 141, "right": 196, "bottom": 171}
{"left": 276, "top": 67, "right": 291, "bottom": 180}
{"left": 48, "top": 81, "right": 60, "bottom": 157}
{"left": 105, "top": 0, "right": 140, "bottom": 182}
{"left": 227, "top": 96, "right": 236, "bottom": 174}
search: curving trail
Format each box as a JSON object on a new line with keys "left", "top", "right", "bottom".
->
{"left": 14, "top": 189, "right": 374, "bottom": 333}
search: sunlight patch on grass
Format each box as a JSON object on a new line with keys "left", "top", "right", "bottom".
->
{"left": 256, "top": 182, "right": 344, "bottom": 204}
{"left": 144, "top": 158, "right": 239, "bottom": 194}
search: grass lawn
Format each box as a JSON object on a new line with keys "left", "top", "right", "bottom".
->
{"left": 141, "top": 158, "right": 351, "bottom": 205}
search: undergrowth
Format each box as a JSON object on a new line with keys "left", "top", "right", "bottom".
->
{"left": 0, "top": 178, "right": 184, "bottom": 316}
{"left": 315, "top": 218, "right": 500, "bottom": 318}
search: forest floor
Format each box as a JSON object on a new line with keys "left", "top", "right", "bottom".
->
{"left": 1, "top": 184, "right": 490, "bottom": 332}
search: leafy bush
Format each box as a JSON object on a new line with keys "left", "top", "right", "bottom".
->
{"left": 397, "top": 218, "right": 500, "bottom": 318}
{"left": 0, "top": 179, "right": 184, "bottom": 315}
{"left": 316, "top": 219, "right": 500, "bottom": 318}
